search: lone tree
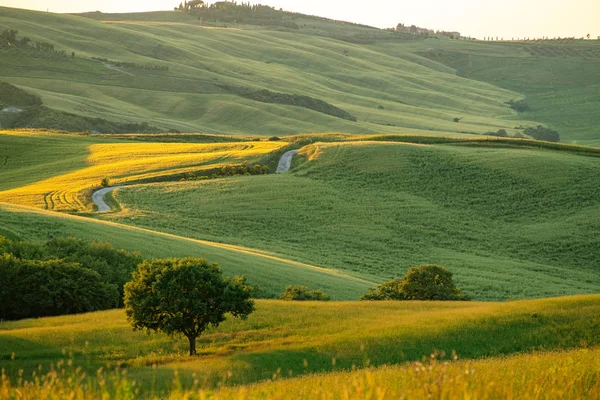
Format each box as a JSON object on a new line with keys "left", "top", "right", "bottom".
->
{"left": 124, "top": 257, "right": 255, "bottom": 355}
{"left": 361, "top": 264, "right": 468, "bottom": 301}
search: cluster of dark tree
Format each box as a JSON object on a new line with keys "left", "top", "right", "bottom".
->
{"left": 0, "top": 29, "right": 69, "bottom": 59}
{"left": 280, "top": 285, "right": 330, "bottom": 301}
{"left": 361, "top": 264, "right": 469, "bottom": 301}
{"left": 177, "top": 1, "right": 299, "bottom": 29}
{"left": 0, "top": 237, "right": 143, "bottom": 320}
{"left": 524, "top": 125, "right": 561, "bottom": 142}
{"left": 182, "top": 163, "right": 270, "bottom": 181}
{"left": 507, "top": 99, "right": 530, "bottom": 113}
{"left": 91, "top": 57, "right": 169, "bottom": 72}
{"left": 239, "top": 89, "right": 357, "bottom": 122}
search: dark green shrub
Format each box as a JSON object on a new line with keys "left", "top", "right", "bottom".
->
{"left": 524, "top": 125, "right": 561, "bottom": 142}
{"left": 44, "top": 237, "right": 143, "bottom": 306}
{"left": 0, "top": 236, "right": 143, "bottom": 309}
{"left": 101, "top": 177, "right": 111, "bottom": 187}
{"left": 507, "top": 99, "right": 530, "bottom": 113}
{"left": 0, "top": 254, "right": 118, "bottom": 320}
{"left": 280, "top": 285, "right": 330, "bottom": 301}
{"left": 361, "top": 264, "right": 468, "bottom": 301}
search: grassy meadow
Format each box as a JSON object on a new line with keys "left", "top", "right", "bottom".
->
{"left": 104, "top": 140, "right": 600, "bottom": 300}
{"left": 4, "top": 7, "right": 593, "bottom": 142}
{"left": 1, "top": 295, "right": 598, "bottom": 396}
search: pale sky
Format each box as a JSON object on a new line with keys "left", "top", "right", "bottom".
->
{"left": 2, "top": 0, "right": 599, "bottom": 39}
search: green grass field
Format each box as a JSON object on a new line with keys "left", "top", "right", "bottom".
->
{"left": 0, "top": 202, "right": 372, "bottom": 300}
{"left": 0, "top": 295, "right": 598, "bottom": 396}
{"left": 103, "top": 140, "right": 600, "bottom": 300}
{"left": 3, "top": 7, "right": 598, "bottom": 145}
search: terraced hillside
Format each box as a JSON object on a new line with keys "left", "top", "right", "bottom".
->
{"left": 1, "top": 295, "right": 599, "bottom": 394}
{"left": 4, "top": 7, "right": 597, "bottom": 143}
{"left": 104, "top": 139, "right": 600, "bottom": 300}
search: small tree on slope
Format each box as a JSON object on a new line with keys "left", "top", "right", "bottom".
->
{"left": 361, "top": 264, "right": 468, "bottom": 301}
{"left": 124, "top": 258, "right": 254, "bottom": 355}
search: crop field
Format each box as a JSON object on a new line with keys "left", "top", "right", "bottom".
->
{"left": 0, "top": 130, "right": 287, "bottom": 211}
{"left": 1, "top": 295, "right": 598, "bottom": 396}
{"left": 104, "top": 140, "right": 600, "bottom": 300}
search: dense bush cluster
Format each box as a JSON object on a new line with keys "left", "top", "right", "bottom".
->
{"left": 0, "top": 255, "right": 117, "bottom": 320}
{"left": 179, "top": 1, "right": 299, "bottom": 29}
{"left": 182, "top": 163, "right": 270, "bottom": 181}
{"left": 361, "top": 264, "right": 468, "bottom": 301}
{"left": 91, "top": 57, "right": 169, "bottom": 72}
{"left": 280, "top": 285, "right": 330, "bottom": 301}
{"left": 507, "top": 99, "right": 530, "bottom": 113}
{"left": 0, "top": 237, "right": 143, "bottom": 320}
{"left": 0, "top": 29, "right": 68, "bottom": 59}
{"left": 524, "top": 125, "right": 561, "bottom": 142}
{"left": 239, "top": 89, "right": 357, "bottom": 122}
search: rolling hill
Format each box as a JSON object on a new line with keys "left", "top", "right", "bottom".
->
{"left": 102, "top": 139, "right": 600, "bottom": 300}
{"left": 1, "top": 7, "right": 598, "bottom": 144}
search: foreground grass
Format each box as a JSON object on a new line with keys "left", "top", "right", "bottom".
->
{"left": 0, "top": 295, "right": 598, "bottom": 394}
{"left": 0, "top": 130, "right": 287, "bottom": 211}
{"left": 2, "top": 347, "right": 599, "bottom": 399}
{"left": 106, "top": 140, "right": 600, "bottom": 300}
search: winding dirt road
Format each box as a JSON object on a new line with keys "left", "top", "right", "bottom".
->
{"left": 276, "top": 149, "right": 298, "bottom": 173}
{"left": 92, "top": 186, "right": 124, "bottom": 213}
{"left": 91, "top": 150, "right": 298, "bottom": 212}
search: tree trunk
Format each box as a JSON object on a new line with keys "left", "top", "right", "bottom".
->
{"left": 188, "top": 335, "right": 197, "bottom": 356}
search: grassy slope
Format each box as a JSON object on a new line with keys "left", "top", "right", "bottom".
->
{"left": 0, "top": 7, "right": 531, "bottom": 138}
{"left": 0, "top": 130, "right": 287, "bottom": 211}
{"left": 0, "top": 202, "right": 372, "bottom": 299}
{"left": 417, "top": 40, "right": 600, "bottom": 145}
{"left": 105, "top": 141, "right": 600, "bottom": 300}
{"left": 1, "top": 295, "right": 598, "bottom": 393}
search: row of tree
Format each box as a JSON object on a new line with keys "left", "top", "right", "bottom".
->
{"left": 176, "top": 1, "right": 299, "bottom": 29}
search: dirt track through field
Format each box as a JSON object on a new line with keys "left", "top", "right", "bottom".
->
{"left": 276, "top": 149, "right": 298, "bottom": 173}
{"left": 91, "top": 150, "right": 298, "bottom": 212}
{"left": 92, "top": 186, "right": 124, "bottom": 212}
